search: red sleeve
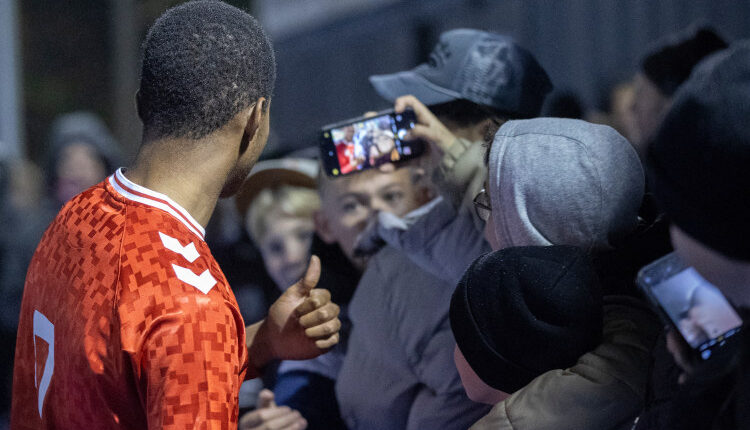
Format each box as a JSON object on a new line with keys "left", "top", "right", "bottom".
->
{"left": 138, "top": 296, "right": 243, "bottom": 429}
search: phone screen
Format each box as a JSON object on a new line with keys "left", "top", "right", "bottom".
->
{"left": 639, "top": 256, "right": 743, "bottom": 360}
{"left": 319, "top": 110, "right": 424, "bottom": 177}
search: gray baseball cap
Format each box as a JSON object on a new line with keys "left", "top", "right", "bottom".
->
{"left": 370, "top": 29, "right": 553, "bottom": 118}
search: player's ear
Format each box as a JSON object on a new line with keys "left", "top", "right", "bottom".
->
{"left": 237, "top": 97, "right": 268, "bottom": 159}
{"left": 243, "top": 97, "right": 267, "bottom": 144}
{"left": 313, "top": 210, "right": 336, "bottom": 244}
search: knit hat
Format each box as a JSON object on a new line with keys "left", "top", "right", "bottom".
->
{"left": 641, "top": 26, "right": 727, "bottom": 96}
{"left": 450, "top": 245, "right": 603, "bottom": 393}
{"left": 370, "top": 29, "right": 552, "bottom": 118}
{"left": 647, "top": 41, "right": 750, "bottom": 261}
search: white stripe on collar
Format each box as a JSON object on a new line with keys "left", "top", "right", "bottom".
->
{"left": 108, "top": 168, "right": 206, "bottom": 240}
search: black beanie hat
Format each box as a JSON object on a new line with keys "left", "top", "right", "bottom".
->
{"left": 449, "top": 245, "right": 603, "bottom": 394}
{"left": 641, "top": 26, "right": 727, "bottom": 96}
{"left": 647, "top": 41, "right": 750, "bottom": 261}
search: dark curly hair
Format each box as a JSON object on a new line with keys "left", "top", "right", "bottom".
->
{"left": 137, "top": 0, "right": 276, "bottom": 140}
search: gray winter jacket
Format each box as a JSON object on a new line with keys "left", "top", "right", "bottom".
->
{"left": 334, "top": 138, "right": 491, "bottom": 429}
{"left": 334, "top": 245, "right": 491, "bottom": 430}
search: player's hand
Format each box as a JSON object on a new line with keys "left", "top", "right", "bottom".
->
{"left": 239, "top": 389, "right": 307, "bottom": 430}
{"left": 259, "top": 255, "right": 341, "bottom": 361}
{"left": 394, "top": 95, "right": 458, "bottom": 154}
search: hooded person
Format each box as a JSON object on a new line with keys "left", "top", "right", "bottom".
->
{"left": 483, "top": 118, "right": 642, "bottom": 251}
{"left": 45, "top": 111, "right": 123, "bottom": 207}
{"left": 465, "top": 117, "right": 661, "bottom": 430}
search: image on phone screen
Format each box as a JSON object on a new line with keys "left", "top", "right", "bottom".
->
{"left": 649, "top": 267, "right": 743, "bottom": 359}
{"left": 320, "top": 110, "right": 422, "bottom": 177}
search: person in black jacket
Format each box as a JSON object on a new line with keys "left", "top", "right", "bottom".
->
{"left": 641, "top": 40, "right": 750, "bottom": 430}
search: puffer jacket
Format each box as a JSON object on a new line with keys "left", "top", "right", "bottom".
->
{"left": 470, "top": 295, "right": 660, "bottom": 430}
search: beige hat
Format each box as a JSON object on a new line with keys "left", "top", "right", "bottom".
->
{"left": 234, "top": 158, "right": 318, "bottom": 220}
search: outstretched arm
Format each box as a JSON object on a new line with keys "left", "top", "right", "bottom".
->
{"left": 245, "top": 256, "right": 341, "bottom": 377}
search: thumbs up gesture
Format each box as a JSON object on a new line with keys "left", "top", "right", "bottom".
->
{"left": 239, "top": 389, "right": 307, "bottom": 430}
{"left": 249, "top": 256, "right": 341, "bottom": 366}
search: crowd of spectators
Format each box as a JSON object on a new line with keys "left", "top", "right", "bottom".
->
{"left": 1, "top": 2, "right": 748, "bottom": 429}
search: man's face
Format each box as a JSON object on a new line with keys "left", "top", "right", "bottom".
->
{"left": 55, "top": 142, "right": 107, "bottom": 204}
{"left": 373, "top": 130, "right": 395, "bottom": 152}
{"left": 344, "top": 126, "right": 355, "bottom": 142}
{"left": 316, "top": 167, "right": 428, "bottom": 269}
{"left": 631, "top": 73, "right": 672, "bottom": 156}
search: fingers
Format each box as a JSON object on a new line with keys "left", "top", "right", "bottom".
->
{"left": 315, "top": 332, "right": 340, "bottom": 350}
{"left": 665, "top": 329, "right": 694, "bottom": 383}
{"left": 394, "top": 95, "right": 433, "bottom": 122}
{"left": 378, "top": 163, "right": 396, "bottom": 173}
{"left": 394, "top": 95, "right": 455, "bottom": 152}
{"left": 240, "top": 405, "right": 305, "bottom": 430}
{"left": 363, "top": 111, "right": 379, "bottom": 118}
{"left": 287, "top": 256, "right": 321, "bottom": 298}
{"left": 294, "top": 288, "right": 331, "bottom": 317}
{"left": 298, "top": 301, "right": 340, "bottom": 328}
{"left": 407, "top": 123, "right": 440, "bottom": 143}
{"left": 262, "top": 409, "right": 307, "bottom": 430}
{"left": 304, "top": 317, "right": 341, "bottom": 338}
{"left": 257, "top": 389, "right": 275, "bottom": 409}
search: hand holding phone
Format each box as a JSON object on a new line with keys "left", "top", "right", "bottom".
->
{"left": 637, "top": 252, "right": 743, "bottom": 368}
{"left": 393, "top": 95, "right": 458, "bottom": 154}
{"left": 319, "top": 109, "right": 425, "bottom": 177}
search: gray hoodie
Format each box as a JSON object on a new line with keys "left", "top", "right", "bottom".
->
{"left": 488, "top": 117, "right": 644, "bottom": 251}
{"left": 472, "top": 118, "right": 658, "bottom": 430}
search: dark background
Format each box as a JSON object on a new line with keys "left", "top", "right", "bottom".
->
{"left": 11, "top": 0, "right": 750, "bottom": 165}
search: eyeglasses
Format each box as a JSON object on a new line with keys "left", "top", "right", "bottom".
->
{"left": 473, "top": 189, "right": 492, "bottom": 221}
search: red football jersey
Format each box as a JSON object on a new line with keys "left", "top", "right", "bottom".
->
{"left": 11, "top": 169, "right": 252, "bottom": 429}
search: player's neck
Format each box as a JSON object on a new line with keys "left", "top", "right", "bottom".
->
{"left": 125, "top": 137, "right": 237, "bottom": 228}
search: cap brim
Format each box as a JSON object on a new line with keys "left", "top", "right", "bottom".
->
{"left": 235, "top": 160, "right": 318, "bottom": 220}
{"left": 369, "top": 70, "right": 462, "bottom": 105}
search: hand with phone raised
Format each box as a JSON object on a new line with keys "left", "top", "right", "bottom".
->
{"left": 394, "top": 94, "right": 458, "bottom": 155}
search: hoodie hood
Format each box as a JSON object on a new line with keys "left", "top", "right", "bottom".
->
{"left": 45, "top": 111, "right": 123, "bottom": 187}
{"left": 488, "top": 118, "right": 643, "bottom": 251}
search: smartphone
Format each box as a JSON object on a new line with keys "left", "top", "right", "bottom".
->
{"left": 319, "top": 109, "right": 425, "bottom": 177}
{"left": 637, "top": 252, "right": 743, "bottom": 362}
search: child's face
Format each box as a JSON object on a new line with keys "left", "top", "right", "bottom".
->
{"left": 453, "top": 345, "right": 509, "bottom": 405}
{"left": 316, "top": 167, "right": 429, "bottom": 269}
{"left": 257, "top": 213, "right": 315, "bottom": 290}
